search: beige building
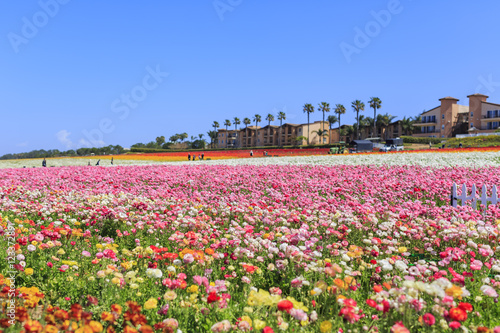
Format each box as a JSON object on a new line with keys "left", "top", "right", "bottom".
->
{"left": 217, "top": 121, "right": 329, "bottom": 148}
{"left": 413, "top": 97, "right": 469, "bottom": 138}
{"left": 467, "top": 94, "right": 500, "bottom": 133}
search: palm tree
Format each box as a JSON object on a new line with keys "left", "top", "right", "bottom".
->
{"left": 345, "top": 126, "right": 355, "bottom": 142}
{"left": 179, "top": 132, "right": 188, "bottom": 142}
{"left": 265, "top": 113, "right": 275, "bottom": 146}
{"left": 327, "top": 115, "right": 338, "bottom": 130}
{"left": 253, "top": 114, "right": 262, "bottom": 147}
{"left": 303, "top": 103, "right": 314, "bottom": 144}
{"left": 351, "top": 100, "right": 365, "bottom": 140}
{"left": 334, "top": 104, "right": 346, "bottom": 131}
{"left": 368, "top": 97, "right": 382, "bottom": 138}
{"left": 233, "top": 117, "right": 241, "bottom": 148}
{"left": 277, "top": 111, "right": 286, "bottom": 147}
{"left": 318, "top": 102, "right": 331, "bottom": 142}
{"left": 377, "top": 113, "right": 397, "bottom": 140}
{"left": 224, "top": 119, "right": 231, "bottom": 146}
{"left": 401, "top": 116, "right": 415, "bottom": 136}
{"left": 212, "top": 121, "right": 220, "bottom": 147}
{"left": 313, "top": 129, "right": 329, "bottom": 144}
{"left": 207, "top": 130, "right": 217, "bottom": 148}
{"left": 243, "top": 117, "right": 251, "bottom": 148}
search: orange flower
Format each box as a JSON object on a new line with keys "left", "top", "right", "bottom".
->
{"left": 24, "top": 320, "right": 43, "bottom": 333}
{"left": 333, "top": 278, "right": 346, "bottom": 290}
{"left": 205, "top": 248, "right": 215, "bottom": 255}
{"left": 373, "top": 285, "right": 383, "bottom": 293}
{"left": 101, "top": 312, "right": 114, "bottom": 322}
{"left": 44, "top": 324, "right": 59, "bottom": 333}
{"left": 123, "top": 326, "right": 138, "bottom": 333}
{"left": 54, "top": 309, "right": 69, "bottom": 321}
{"left": 383, "top": 282, "right": 392, "bottom": 290}
{"left": 111, "top": 304, "right": 122, "bottom": 315}
{"left": 88, "top": 321, "right": 104, "bottom": 332}
{"left": 139, "top": 325, "right": 154, "bottom": 333}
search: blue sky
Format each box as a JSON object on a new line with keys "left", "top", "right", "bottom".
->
{"left": 1, "top": 1, "right": 500, "bottom": 154}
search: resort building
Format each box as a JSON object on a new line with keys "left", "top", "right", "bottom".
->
{"left": 217, "top": 121, "right": 329, "bottom": 148}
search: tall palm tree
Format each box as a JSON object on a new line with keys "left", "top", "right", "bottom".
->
{"left": 327, "top": 115, "right": 338, "bottom": 130}
{"left": 224, "top": 119, "right": 231, "bottom": 146}
{"left": 318, "top": 102, "right": 330, "bottom": 142}
{"left": 277, "top": 111, "right": 286, "bottom": 147}
{"left": 303, "top": 103, "right": 314, "bottom": 145}
{"left": 253, "top": 114, "right": 262, "bottom": 147}
{"left": 368, "top": 97, "right": 382, "bottom": 138}
{"left": 212, "top": 121, "right": 220, "bottom": 147}
{"left": 327, "top": 114, "right": 338, "bottom": 144}
{"left": 351, "top": 100, "right": 365, "bottom": 140}
{"left": 243, "top": 117, "right": 251, "bottom": 148}
{"left": 265, "top": 113, "right": 275, "bottom": 146}
{"left": 233, "top": 117, "right": 241, "bottom": 148}
{"left": 334, "top": 104, "right": 346, "bottom": 131}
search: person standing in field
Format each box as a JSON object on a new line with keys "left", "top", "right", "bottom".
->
{"left": 42, "top": 158, "right": 47, "bottom": 167}
{"left": 201, "top": 153, "right": 204, "bottom": 160}
{"left": 96, "top": 159, "right": 100, "bottom": 166}
{"left": 250, "top": 150, "right": 253, "bottom": 157}
{"left": 188, "top": 153, "right": 191, "bottom": 161}
{"left": 111, "top": 157, "right": 114, "bottom": 165}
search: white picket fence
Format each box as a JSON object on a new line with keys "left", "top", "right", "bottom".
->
{"left": 450, "top": 183, "right": 498, "bottom": 209}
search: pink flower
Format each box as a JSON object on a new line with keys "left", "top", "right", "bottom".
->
{"left": 449, "top": 321, "right": 461, "bottom": 330}
{"left": 60, "top": 265, "right": 69, "bottom": 272}
{"left": 47, "top": 262, "right": 53, "bottom": 268}
{"left": 81, "top": 250, "right": 91, "bottom": 257}
{"left": 183, "top": 253, "right": 194, "bottom": 264}
{"left": 422, "top": 313, "right": 435, "bottom": 326}
{"left": 480, "top": 285, "right": 499, "bottom": 298}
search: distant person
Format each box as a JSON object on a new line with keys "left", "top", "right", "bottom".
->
{"left": 193, "top": 155, "right": 196, "bottom": 161}
{"left": 459, "top": 142, "right": 463, "bottom": 148}
{"left": 429, "top": 142, "right": 432, "bottom": 149}
{"left": 198, "top": 154, "right": 201, "bottom": 160}
{"left": 250, "top": 150, "right": 253, "bottom": 157}
{"left": 88, "top": 160, "right": 91, "bottom": 166}
{"left": 111, "top": 157, "right": 114, "bottom": 165}
{"left": 265, "top": 151, "right": 268, "bottom": 156}
{"left": 201, "top": 153, "right": 204, "bottom": 160}
{"left": 96, "top": 159, "right": 100, "bottom": 166}
{"left": 442, "top": 144, "right": 445, "bottom": 149}
{"left": 42, "top": 158, "right": 47, "bottom": 167}
{"left": 188, "top": 153, "right": 191, "bottom": 161}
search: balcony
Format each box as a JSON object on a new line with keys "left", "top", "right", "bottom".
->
{"left": 413, "top": 121, "right": 437, "bottom": 126}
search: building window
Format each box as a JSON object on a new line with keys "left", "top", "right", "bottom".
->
{"left": 442, "top": 114, "right": 445, "bottom": 119}
{"left": 471, "top": 112, "right": 473, "bottom": 116}
{"left": 441, "top": 125, "right": 445, "bottom": 130}
{"left": 471, "top": 123, "right": 474, "bottom": 128}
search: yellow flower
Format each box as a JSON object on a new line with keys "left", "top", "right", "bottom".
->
{"left": 66, "top": 276, "right": 73, "bottom": 282}
{"left": 111, "top": 277, "right": 121, "bottom": 285}
{"left": 445, "top": 285, "right": 463, "bottom": 298}
{"left": 254, "top": 319, "right": 266, "bottom": 330}
{"left": 24, "top": 268, "right": 34, "bottom": 276}
{"left": 187, "top": 285, "right": 199, "bottom": 293}
{"left": 129, "top": 283, "right": 139, "bottom": 289}
{"left": 96, "top": 244, "right": 103, "bottom": 250}
{"left": 240, "top": 316, "right": 252, "bottom": 327}
{"left": 300, "top": 320, "right": 309, "bottom": 326}
{"left": 31, "top": 241, "right": 38, "bottom": 246}
{"left": 144, "top": 298, "right": 157, "bottom": 310}
{"left": 320, "top": 321, "right": 332, "bottom": 332}
{"left": 57, "top": 249, "right": 65, "bottom": 255}
{"left": 398, "top": 247, "right": 408, "bottom": 253}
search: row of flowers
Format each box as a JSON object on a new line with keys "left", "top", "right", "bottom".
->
{"left": 0, "top": 162, "right": 500, "bottom": 331}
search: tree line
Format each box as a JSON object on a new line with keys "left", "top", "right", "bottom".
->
{"left": 0, "top": 145, "right": 125, "bottom": 160}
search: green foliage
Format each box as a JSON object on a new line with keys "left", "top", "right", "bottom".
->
{"left": 446, "top": 135, "right": 500, "bottom": 147}
{"left": 400, "top": 136, "right": 442, "bottom": 144}
{"left": 0, "top": 145, "right": 124, "bottom": 160}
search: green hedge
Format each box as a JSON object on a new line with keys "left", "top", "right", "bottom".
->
{"left": 400, "top": 136, "right": 443, "bottom": 144}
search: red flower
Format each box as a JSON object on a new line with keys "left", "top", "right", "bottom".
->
{"left": 449, "top": 321, "right": 461, "bottom": 330}
{"left": 262, "top": 327, "right": 274, "bottom": 333}
{"left": 277, "top": 300, "right": 294, "bottom": 312}
{"left": 458, "top": 302, "right": 473, "bottom": 312}
{"left": 422, "top": 313, "right": 435, "bottom": 326}
{"left": 449, "top": 308, "right": 467, "bottom": 322}
{"left": 207, "top": 292, "right": 221, "bottom": 304}
{"left": 366, "top": 299, "right": 377, "bottom": 308}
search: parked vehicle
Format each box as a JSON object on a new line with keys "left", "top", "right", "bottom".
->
{"left": 380, "top": 138, "right": 404, "bottom": 152}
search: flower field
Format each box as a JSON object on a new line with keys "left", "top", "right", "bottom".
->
{"left": 1, "top": 155, "right": 500, "bottom": 332}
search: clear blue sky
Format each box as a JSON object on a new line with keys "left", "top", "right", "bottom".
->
{"left": 2, "top": 1, "right": 500, "bottom": 154}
